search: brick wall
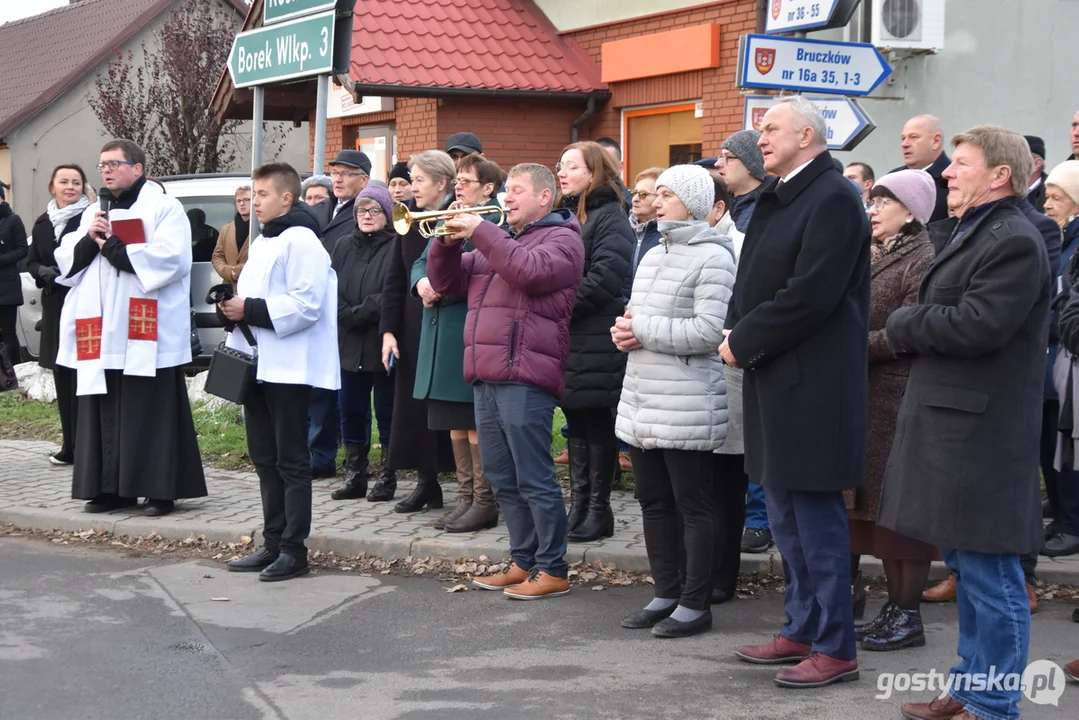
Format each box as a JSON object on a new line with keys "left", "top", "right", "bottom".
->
{"left": 567, "top": 0, "right": 756, "bottom": 154}
{"left": 395, "top": 98, "right": 438, "bottom": 159}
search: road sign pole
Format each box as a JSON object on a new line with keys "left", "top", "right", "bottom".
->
{"left": 250, "top": 85, "right": 265, "bottom": 244}
{"left": 313, "top": 74, "right": 329, "bottom": 175}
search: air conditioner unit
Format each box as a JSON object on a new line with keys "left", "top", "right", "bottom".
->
{"left": 871, "top": 0, "right": 946, "bottom": 51}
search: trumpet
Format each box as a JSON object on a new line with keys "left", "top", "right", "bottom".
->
{"left": 392, "top": 203, "right": 505, "bottom": 238}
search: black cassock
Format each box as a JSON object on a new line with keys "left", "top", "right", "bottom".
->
{"left": 71, "top": 367, "right": 207, "bottom": 500}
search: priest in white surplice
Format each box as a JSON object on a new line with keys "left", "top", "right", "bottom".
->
{"left": 55, "top": 140, "right": 207, "bottom": 516}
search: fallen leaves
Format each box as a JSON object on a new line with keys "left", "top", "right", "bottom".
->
{"left": 444, "top": 584, "right": 469, "bottom": 593}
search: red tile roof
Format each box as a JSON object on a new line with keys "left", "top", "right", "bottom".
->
{"left": 0, "top": 0, "right": 250, "bottom": 139}
{"left": 347, "top": 0, "right": 605, "bottom": 96}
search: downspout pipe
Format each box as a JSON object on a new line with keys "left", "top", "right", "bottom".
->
{"left": 570, "top": 95, "right": 598, "bottom": 143}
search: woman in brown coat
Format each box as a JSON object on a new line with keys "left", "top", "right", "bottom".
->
{"left": 846, "top": 169, "right": 937, "bottom": 652}
{"left": 210, "top": 185, "right": 251, "bottom": 284}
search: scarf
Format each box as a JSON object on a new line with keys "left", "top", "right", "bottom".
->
{"left": 47, "top": 196, "right": 90, "bottom": 243}
{"left": 234, "top": 213, "right": 250, "bottom": 252}
{"left": 877, "top": 229, "right": 915, "bottom": 257}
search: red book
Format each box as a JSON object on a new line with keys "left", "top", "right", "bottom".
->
{"left": 111, "top": 218, "right": 146, "bottom": 245}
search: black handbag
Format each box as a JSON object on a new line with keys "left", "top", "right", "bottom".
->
{"left": 204, "top": 323, "right": 257, "bottom": 405}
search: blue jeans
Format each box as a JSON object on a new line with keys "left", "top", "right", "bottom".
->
{"left": 338, "top": 369, "right": 394, "bottom": 451}
{"left": 308, "top": 388, "right": 340, "bottom": 471}
{"left": 765, "top": 487, "right": 856, "bottom": 661}
{"left": 943, "top": 549, "right": 1030, "bottom": 720}
{"left": 475, "top": 382, "right": 568, "bottom": 578}
{"left": 745, "top": 482, "right": 769, "bottom": 530}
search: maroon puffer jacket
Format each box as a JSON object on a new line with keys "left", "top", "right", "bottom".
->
{"left": 427, "top": 209, "right": 584, "bottom": 398}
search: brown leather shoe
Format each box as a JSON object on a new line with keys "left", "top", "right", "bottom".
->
{"left": 1027, "top": 583, "right": 1038, "bottom": 613}
{"left": 472, "top": 562, "right": 529, "bottom": 590}
{"left": 503, "top": 571, "right": 570, "bottom": 600}
{"left": 736, "top": 636, "right": 812, "bottom": 665}
{"left": 774, "top": 653, "right": 858, "bottom": 688}
{"left": 922, "top": 575, "right": 957, "bottom": 603}
{"left": 618, "top": 451, "right": 633, "bottom": 472}
{"left": 1065, "top": 659, "right": 1079, "bottom": 682}
{"left": 900, "top": 693, "right": 965, "bottom": 719}
{"left": 553, "top": 448, "right": 570, "bottom": 466}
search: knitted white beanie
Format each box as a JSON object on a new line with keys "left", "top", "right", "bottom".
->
{"left": 1047, "top": 160, "right": 1079, "bottom": 207}
{"left": 655, "top": 164, "right": 715, "bottom": 221}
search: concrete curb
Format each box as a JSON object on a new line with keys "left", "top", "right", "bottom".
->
{"left": 5, "top": 505, "right": 1079, "bottom": 586}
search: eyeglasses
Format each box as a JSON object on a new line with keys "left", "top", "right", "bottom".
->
{"left": 96, "top": 160, "right": 136, "bottom": 171}
{"left": 455, "top": 177, "right": 479, "bottom": 186}
{"left": 869, "top": 198, "right": 894, "bottom": 211}
{"left": 356, "top": 207, "right": 383, "bottom": 218}
{"left": 631, "top": 190, "right": 657, "bottom": 200}
{"left": 555, "top": 162, "right": 583, "bottom": 173}
{"left": 716, "top": 154, "right": 740, "bottom": 166}
{"left": 329, "top": 170, "right": 367, "bottom": 179}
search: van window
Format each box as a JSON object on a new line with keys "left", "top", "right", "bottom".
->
{"left": 177, "top": 196, "right": 237, "bottom": 233}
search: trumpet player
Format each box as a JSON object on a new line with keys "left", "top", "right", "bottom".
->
{"left": 410, "top": 154, "right": 506, "bottom": 533}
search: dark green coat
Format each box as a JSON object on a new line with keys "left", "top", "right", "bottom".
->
{"left": 409, "top": 199, "right": 503, "bottom": 403}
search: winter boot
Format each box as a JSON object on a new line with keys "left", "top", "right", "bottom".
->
{"left": 435, "top": 438, "right": 474, "bottom": 529}
{"left": 565, "top": 437, "right": 591, "bottom": 535}
{"left": 568, "top": 439, "right": 616, "bottom": 543}
{"left": 367, "top": 447, "right": 397, "bottom": 502}
{"left": 394, "top": 469, "right": 444, "bottom": 513}
{"left": 446, "top": 442, "right": 499, "bottom": 532}
{"left": 331, "top": 444, "right": 369, "bottom": 500}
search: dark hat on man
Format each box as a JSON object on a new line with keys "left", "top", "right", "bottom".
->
{"left": 388, "top": 161, "right": 411, "bottom": 183}
{"left": 721, "top": 129, "right": 766, "bottom": 181}
{"left": 695, "top": 156, "right": 719, "bottom": 169}
{"left": 329, "top": 149, "right": 372, "bottom": 174}
{"left": 1025, "top": 135, "right": 1046, "bottom": 159}
{"left": 446, "top": 132, "right": 482, "bottom": 155}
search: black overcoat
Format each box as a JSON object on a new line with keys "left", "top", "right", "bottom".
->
{"left": 379, "top": 199, "right": 454, "bottom": 473}
{"left": 879, "top": 198, "right": 1049, "bottom": 555}
{"left": 559, "top": 186, "right": 633, "bottom": 410}
{"left": 27, "top": 213, "right": 81, "bottom": 369}
{"left": 726, "top": 151, "right": 871, "bottom": 493}
{"left": 0, "top": 203, "right": 27, "bottom": 307}
{"left": 333, "top": 226, "right": 396, "bottom": 374}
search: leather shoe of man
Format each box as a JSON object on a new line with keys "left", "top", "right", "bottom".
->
{"left": 503, "top": 570, "right": 570, "bottom": 600}
{"left": 143, "top": 499, "right": 174, "bottom": 517}
{"left": 83, "top": 496, "right": 137, "bottom": 513}
{"left": 774, "top": 653, "right": 858, "bottom": 688}
{"left": 1064, "top": 659, "right": 1079, "bottom": 682}
{"left": 259, "top": 554, "right": 310, "bottom": 582}
{"left": 900, "top": 693, "right": 965, "bottom": 719}
{"left": 552, "top": 448, "right": 569, "bottom": 466}
{"left": 736, "top": 635, "right": 812, "bottom": 664}
{"left": 1027, "top": 583, "right": 1038, "bottom": 613}
{"left": 1042, "top": 532, "right": 1079, "bottom": 557}
{"left": 652, "top": 610, "right": 712, "bottom": 638}
{"left": 921, "top": 575, "right": 956, "bottom": 603}
{"left": 618, "top": 452, "right": 633, "bottom": 472}
{"left": 228, "top": 547, "right": 279, "bottom": 573}
{"left": 622, "top": 604, "right": 676, "bottom": 629}
{"left": 472, "top": 562, "right": 529, "bottom": 590}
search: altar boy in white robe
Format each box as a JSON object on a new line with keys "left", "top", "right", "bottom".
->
{"left": 55, "top": 140, "right": 206, "bottom": 517}
{"left": 221, "top": 162, "right": 339, "bottom": 582}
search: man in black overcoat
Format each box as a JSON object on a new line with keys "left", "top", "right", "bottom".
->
{"left": 892, "top": 115, "right": 951, "bottom": 223}
{"left": 880, "top": 127, "right": 1049, "bottom": 720}
{"left": 722, "top": 96, "right": 870, "bottom": 688}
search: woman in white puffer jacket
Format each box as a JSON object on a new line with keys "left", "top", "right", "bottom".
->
{"left": 611, "top": 164, "right": 737, "bottom": 638}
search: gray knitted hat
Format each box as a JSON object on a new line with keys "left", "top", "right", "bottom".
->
{"left": 722, "top": 130, "right": 766, "bottom": 181}
{"left": 655, "top": 164, "right": 715, "bottom": 221}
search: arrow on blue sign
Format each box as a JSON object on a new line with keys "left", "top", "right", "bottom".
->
{"left": 743, "top": 95, "right": 876, "bottom": 152}
{"left": 764, "top": 0, "right": 862, "bottom": 35}
{"left": 737, "top": 34, "right": 892, "bottom": 97}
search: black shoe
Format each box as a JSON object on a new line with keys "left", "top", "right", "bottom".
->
{"left": 143, "top": 499, "right": 174, "bottom": 517}
{"left": 312, "top": 465, "right": 338, "bottom": 479}
{"left": 741, "top": 527, "right": 773, "bottom": 553}
{"left": 367, "top": 469, "right": 397, "bottom": 502}
{"left": 651, "top": 610, "right": 713, "bottom": 638}
{"left": 565, "top": 437, "right": 591, "bottom": 535}
{"left": 567, "top": 439, "right": 616, "bottom": 543}
{"left": 862, "top": 607, "right": 925, "bottom": 651}
{"left": 83, "top": 495, "right": 137, "bottom": 513}
{"left": 331, "top": 479, "right": 368, "bottom": 500}
{"left": 622, "top": 603, "right": 676, "bottom": 629}
{"left": 48, "top": 452, "right": 73, "bottom": 466}
{"left": 394, "top": 472, "right": 443, "bottom": 513}
{"left": 1042, "top": 532, "right": 1079, "bottom": 557}
{"left": 711, "top": 588, "right": 734, "bottom": 605}
{"left": 1072, "top": 607, "right": 1079, "bottom": 623}
{"left": 259, "top": 553, "right": 310, "bottom": 582}
{"left": 855, "top": 602, "right": 897, "bottom": 641}
{"left": 228, "top": 547, "right": 279, "bottom": 572}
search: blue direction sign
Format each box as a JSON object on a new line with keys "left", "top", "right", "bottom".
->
{"left": 743, "top": 95, "right": 876, "bottom": 152}
{"left": 737, "top": 34, "right": 891, "bottom": 96}
{"left": 764, "top": 0, "right": 861, "bottom": 35}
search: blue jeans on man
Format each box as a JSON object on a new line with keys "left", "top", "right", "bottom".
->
{"left": 475, "top": 382, "right": 568, "bottom": 578}
{"left": 745, "top": 482, "right": 770, "bottom": 530}
{"left": 308, "top": 388, "right": 340, "bottom": 474}
{"left": 942, "top": 549, "right": 1030, "bottom": 720}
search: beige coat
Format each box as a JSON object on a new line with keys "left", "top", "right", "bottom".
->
{"left": 211, "top": 221, "right": 249, "bottom": 284}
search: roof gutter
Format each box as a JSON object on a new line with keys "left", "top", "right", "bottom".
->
{"left": 348, "top": 84, "right": 610, "bottom": 103}
{"left": 570, "top": 94, "right": 599, "bottom": 143}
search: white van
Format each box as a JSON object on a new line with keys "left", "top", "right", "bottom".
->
{"left": 16, "top": 173, "right": 256, "bottom": 367}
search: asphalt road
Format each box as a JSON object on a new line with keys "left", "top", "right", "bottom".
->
{"left": 0, "top": 538, "right": 1074, "bottom": 720}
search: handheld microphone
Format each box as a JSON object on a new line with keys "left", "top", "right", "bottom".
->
{"left": 99, "top": 188, "right": 110, "bottom": 218}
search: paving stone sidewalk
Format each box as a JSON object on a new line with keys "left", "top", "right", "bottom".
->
{"left": 3, "top": 439, "right": 1077, "bottom": 584}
